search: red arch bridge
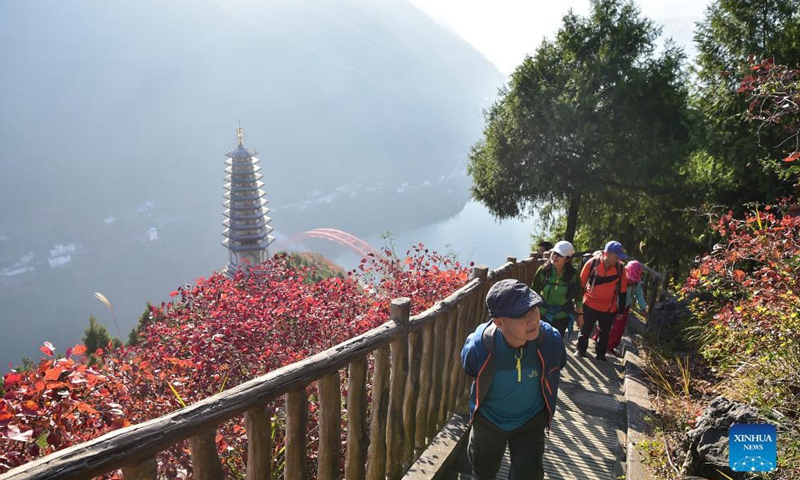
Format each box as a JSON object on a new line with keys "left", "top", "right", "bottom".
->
{"left": 275, "top": 228, "right": 384, "bottom": 260}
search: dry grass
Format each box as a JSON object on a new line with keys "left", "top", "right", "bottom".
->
{"left": 635, "top": 348, "right": 715, "bottom": 480}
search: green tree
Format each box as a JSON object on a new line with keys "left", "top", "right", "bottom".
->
{"left": 128, "top": 303, "right": 158, "bottom": 346}
{"left": 468, "top": 0, "right": 690, "bottom": 244}
{"left": 693, "top": 0, "right": 800, "bottom": 206}
{"left": 83, "top": 315, "right": 111, "bottom": 354}
{"left": 739, "top": 60, "right": 800, "bottom": 183}
{"left": 15, "top": 357, "right": 35, "bottom": 372}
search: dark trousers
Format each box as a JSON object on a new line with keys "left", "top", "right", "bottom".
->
{"left": 468, "top": 409, "right": 548, "bottom": 480}
{"left": 544, "top": 316, "right": 568, "bottom": 339}
{"left": 577, "top": 305, "right": 615, "bottom": 358}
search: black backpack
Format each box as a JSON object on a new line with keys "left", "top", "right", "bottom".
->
{"left": 582, "top": 252, "right": 626, "bottom": 312}
{"left": 579, "top": 250, "right": 600, "bottom": 271}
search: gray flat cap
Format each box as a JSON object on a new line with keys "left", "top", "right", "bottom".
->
{"left": 486, "top": 279, "right": 543, "bottom": 319}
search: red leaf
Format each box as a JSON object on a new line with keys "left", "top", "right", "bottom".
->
{"left": 39, "top": 345, "right": 54, "bottom": 357}
{"left": 44, "top": 366, "right": 64, "bottom": 381}
{"left": 4, "top": 372, "right": 21, "bottom": 389}
{"left": 170, "top": 291, "right": 179, "bottom": 297}
{"left": 76, "top": 402, "right": 98, "bottom": 415}
{"left": 782, "top": 152, "right": 800, "bottom": 162}
{"left": 21, "top": 401, "right": 39, "bottom": 414}
{"left": 733, "top": 270, "right": 746, "bottom": 282}
{"left": 72, "top": 345, "right": 87, "bottom": 356}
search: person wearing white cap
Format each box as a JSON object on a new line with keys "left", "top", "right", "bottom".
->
{"left": 530, "top": 240, "right": 583, "bottom": 339}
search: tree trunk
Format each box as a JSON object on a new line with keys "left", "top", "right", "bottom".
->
{"left": 565, "top": 191, "right": 581, "bottom": 242}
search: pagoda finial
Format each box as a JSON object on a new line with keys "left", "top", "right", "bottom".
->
{"left": 236, "top": 123, "right": 244, "bottom": 147}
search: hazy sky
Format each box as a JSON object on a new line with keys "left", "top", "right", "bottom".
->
{"left": 408, "top": 0, "right": 713, "bottom": 74}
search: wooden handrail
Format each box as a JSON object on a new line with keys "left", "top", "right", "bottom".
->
{"left": 0, "top": 318, "right": 402, "bottom": 480}
{"left": 5, "top": 253, "right": 651, "bottom": 480}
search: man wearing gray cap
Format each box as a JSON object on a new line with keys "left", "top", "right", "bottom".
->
{"left": 461, "top": 278, "right": 567, "bottom": 480}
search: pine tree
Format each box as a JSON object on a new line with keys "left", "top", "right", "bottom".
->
{"left": 83, "top": 315, "right": 112, "bottom": 362}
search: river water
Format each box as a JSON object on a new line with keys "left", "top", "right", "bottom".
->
{"left": 0, "top": 198, "right": 538, "bottom": 368}
{"left": 353, "top": 200, "right": 539, "bottom": 270}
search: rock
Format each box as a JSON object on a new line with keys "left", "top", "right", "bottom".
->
{"left": 644, "top": 295, "right": 691, "bottom": 348}
{"left": 681, "top": 396, "right": 759, "bottom": 479}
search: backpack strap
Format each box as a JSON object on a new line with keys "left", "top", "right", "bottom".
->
{"left": 587, "top": 257, "right": 599, "bottom": 291}
{"left": 482, "top": 322, "right": 497, "bottom": 353}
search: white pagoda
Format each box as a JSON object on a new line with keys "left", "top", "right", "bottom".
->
{"left": 222, "top": 127, "right": 274, "bottom": 272}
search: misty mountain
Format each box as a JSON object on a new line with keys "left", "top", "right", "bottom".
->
{"left": 0, "top": 0, "right": 504, "bottom": 367}
{"left": 0, "top": 0, "right": 503, "bottom": 235}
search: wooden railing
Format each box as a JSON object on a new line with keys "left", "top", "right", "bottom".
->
{"left": 1, "top": 256, "right": 542, "bottom": 480}
{"left": 640, "top": 264, "right": 667, "bottom": 315}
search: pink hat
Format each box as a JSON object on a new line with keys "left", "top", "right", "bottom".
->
{"left": 625, "top": 260, "right": 643, "bottom": 283}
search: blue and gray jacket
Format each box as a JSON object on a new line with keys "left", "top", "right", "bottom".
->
{"left": 461, "top": 319, "right": 567, "bottom": 430}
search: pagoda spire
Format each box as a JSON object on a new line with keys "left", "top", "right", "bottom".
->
{"left": 221, "top": 126, "right": 274, "bottom": 273}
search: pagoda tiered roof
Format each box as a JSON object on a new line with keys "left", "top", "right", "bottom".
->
{"left": 221, "top": 126, "right": 274, "bottom": 271}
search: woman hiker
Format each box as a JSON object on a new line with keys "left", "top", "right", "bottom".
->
{"left": 530, "top": 240, "right": 583, "bottom": 340}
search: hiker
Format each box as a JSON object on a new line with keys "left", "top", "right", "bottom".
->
{"left": 536, "top": 240, "right": 553, "bottom": 260}
{"left": 606, "top": 260, "right": 647, "bottom": 355}
{"left": 461, "top": 279, "right": 567, "bottom": 480}
{"left": 530, "top": 240, "right": 583, "bottom": 339}
{"left": 575, "top": 241, "right": 628, "bottom": 362}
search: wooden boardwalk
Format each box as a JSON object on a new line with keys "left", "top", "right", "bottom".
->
{"left": 447, "top": 337, "right": 626, "bottom": 479}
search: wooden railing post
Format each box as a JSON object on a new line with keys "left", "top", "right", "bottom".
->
{"left": 245, "top": 406, "right": 272, "bottom": 480}
{"left": 285, "top": 389, "right": 308, "bottom": 480}
{"left": 345, "top": 358, "right": 368, "bottom": 480}
{"left": 438, "top": 309, "right": 457, "bottom": 427}
{"left": 506, "top": 256, "right": 517, "bottom": 280}
{"left": 366, "top": 347, "right": 390, "bottom": 480}
{"left": 456, "top": 294, "right": 477, "bottom": 416}
{"left": 403, "top": 324, "right": 422, "bottom": 467}
{"left": 318, "top": 373, "right": 341, "bottom": 480}
{"left": 459, "top": 266, "right": 489, "bottom": 414}
{"left": 451, "top": 298, "right": 470, "bottom": 415}
{"left": 472, "top": 266, "right": 489, "bottom": 332}
{"left": 120, "top": 457, "right": 157, "bottom": 480}
{"left": 386, "top": 298, "right": 411, "bottom": 479}
{"left": 647, "top": 274, "right": 660, "bottom": 315}
{"left": 190, "top": 429, "right": 224, "bottom": 480}
{"left": 426, "top": 315, "right": 446, "bottom": 438}
{"left": 414, "top": 324, "right": 433, "bottom": 456}
{"left": 526, "top": 252, "right": 539, "bottom": 285}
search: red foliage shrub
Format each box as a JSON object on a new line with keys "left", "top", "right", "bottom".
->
{"left": 682, "top": 200, "right": 800, "bottom": 370}
{"left": 1, "top": 246, "right": 469, "bottom": 477}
